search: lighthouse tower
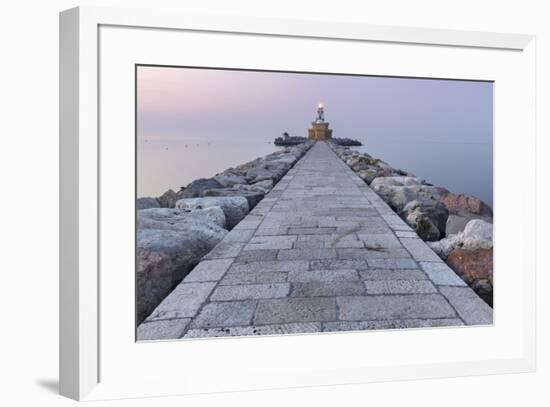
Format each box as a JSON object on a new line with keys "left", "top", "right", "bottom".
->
{"left": 308, "top": 104, "right": 333, "bottom": 140}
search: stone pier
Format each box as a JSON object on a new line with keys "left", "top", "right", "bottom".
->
{"left": 138, "top": 142, "right": 492, "bottom": 340}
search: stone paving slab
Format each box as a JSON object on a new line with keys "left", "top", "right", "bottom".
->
{"left": 210, "top": 283, "right": 290, "bottom": 301}
{"left": 185, "top": 322, "right": 322, "bottom": 338}
{"left": 220, "top": 270, "right": 288, "bottom": 285}
{"left": 337, "top": 294, "right": 458, "bottom": 321}
{"left": 137, "top": 142, "right": 493, "bottom": 340}
{"left": 184, "top": 259, "right": 235, "bottom": 282}
{"left": 419, "top": 262, "right": 467, "bottom": 286}
{"left": 364, "top": 280, "right": 437, "bottom": 294}
{"left": 288, "top": 268, "right": 359, "bottom": 283}
{"left": 145, "top": 282, "right": 217, "bottom": 321}
{"left": 137, "top": 318, "right": 191, "bottom": 340}
{"left": 254, "top": 297, "right": 337, "bottom": 324}
{"left": 359, "top": 268, "right": 428, "bottom": 281}
{"left": 291, "top": 281, "right": 365, "bottom": 297}
{"left": 439, "top": 286, "right": 493, "bottom": 325}
{"left": 322, "top": 318, "right": 464, "bottom": 332}
{"left": 190, "top": 301, "right": 257, "bottom": 328}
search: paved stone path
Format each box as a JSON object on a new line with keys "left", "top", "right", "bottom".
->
{"left": 138, "top": 142, "right": 493, "bottom": 340}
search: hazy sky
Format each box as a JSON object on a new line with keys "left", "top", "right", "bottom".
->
{"left": 138, "top": 66, "right": 492, "bottom": 143}
{"left": 137, "top": 66, "right": 493, "bottom": 205}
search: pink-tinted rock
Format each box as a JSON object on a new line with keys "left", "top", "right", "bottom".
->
{"left": 435, "top": 186, "right": 451, "bottom": 196}
{"left": 441, "top": 193, "right": 493, "bottom": 217}
{"left": 136, "top": 249, "right": 176, "bottom": 324}
{"left": 447, "top": 248, "right": 493, "bottom": 305}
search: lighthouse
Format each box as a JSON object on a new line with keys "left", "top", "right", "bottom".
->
{"left": 308, "top": 103, "right": 333, "bottom": 140}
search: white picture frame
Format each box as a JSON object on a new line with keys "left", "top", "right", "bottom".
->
{"left": 60, "top": 6, "right": 536, "bottom": 401}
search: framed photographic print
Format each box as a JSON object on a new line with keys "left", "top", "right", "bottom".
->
{"left": 60, "top": 6, "right": 536, "bottom": 401}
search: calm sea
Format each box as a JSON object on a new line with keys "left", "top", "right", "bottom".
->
{"left": 137, "top": 137, "right": 277, "bottom": 198}
{"left": 137, "top": 136, "right": 493, "bottom": 208}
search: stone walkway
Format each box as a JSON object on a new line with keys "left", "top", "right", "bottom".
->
{"left": 138, "top": 142, "right": 493, "bottom": 340}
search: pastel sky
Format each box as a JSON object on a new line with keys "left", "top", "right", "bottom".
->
{"left": 137, "top": 66, "right": 493, "bottom": 205}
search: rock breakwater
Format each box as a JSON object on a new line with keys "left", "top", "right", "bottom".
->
{"left": 331, "top": 143, "right": 494, "bottom": 305}
{"left": 136, "top": 143, "right": 313, "bottom": 323}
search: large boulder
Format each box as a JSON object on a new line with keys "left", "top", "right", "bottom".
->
{"left": 136, "top": 249, "right": 174, "bottom": 324}
{"left": 235, "top": 158, "right": 264, "bottom": 173}
{"left": 136, "top": 197, "right": 160, "bottom": 209}
{"left": 462, "top": 219, "right": 493, "bottom": 250}
{"left": 404, "top": 202, "right": 445, "bottom": 241}
{"left": 427, "top": 219, "right": 493, "bottom": 259}
{"left": 357, "top": 168, "right": 382, "bottom": 184}
{"left": 447, "top": 247, "right": 493, "bottom": 305}
{"left": 428, "top": 233, "right": 464, "bottom": 259}
{"left": 245, "top": 166, "right": 278, "bottom": 183}
{"left": 370, "top": 178, "right": 448, "bottom": 240}
{"left": 446, "top": 213, "right": 493, "bottom": 236}
{"left": 177, "top": 178, "right": 223, "bottom": 199}
{"left": 157, "top": 189, "right": 178, "bottom": 208}
{"left": 176, "top": 196, "right": 249, "bottom": 229}
{"left": 248, "top": 179, "right": 274, "bottom": 192}
{"left": 265, "top": 154, "right": 296, "bottom": 166}
{"left": 138, "top": 207, "right": 226, "bottom": 230}
{"left": 213, "top": 173, "right": 247, "bottom": 187}
{"left": 136, "top": 208, "right": 227, "bottom": 322}
{"left": 137, "top": 226, "right": 226, "bottom": 274}
{"left": 203, "top": 185, "right": 266, "bottom": 209}
{"left": 401, "top": 199, "right": 448, "bottom": 241}
{"left": 387, "top": 185, "right": 441, "bottom": 210}
{"left": 346, "top": 155, "right": 375, "bottom": 172}
{"left": 441, "top": 192, "right": 493, "bottom": 217}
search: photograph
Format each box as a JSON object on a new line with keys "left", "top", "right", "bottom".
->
{"left": 135, "top": 66, "right": 494, "bottom": 341}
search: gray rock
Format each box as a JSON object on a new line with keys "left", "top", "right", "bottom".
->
{"left": 462, "top": 219, "right": 493, "bottom": 250}
{"left": 428, "top": 219, "right": 493, "bottom": 260}
{"left": 136, "top": 249, "right": 175, "bottom": 324}
{"left": 446, "top": 213, "right": 492, "bottom": 236}
{"left": 246, "top": 166, "right": 276, "bottom": 183}
{"left": 136, "top": 207, "right": 227, "bottom": 322}
{"left": 356, "top": 168, "right": 382, "bottom": 184}
{"left": 137, "top": 221, "right": 227, "bottom": 282}
{"left": 249, "top": 179, "right": 274, "bottom": 192}
{"left": 370, "top": 176, "right": 423, "bottom": 189}
{"left": 213, "top": 174, "right": 248, "bottom": 187}
{"left": 136, "top": 197, "right": 160, "bottom": 209}
{"left": 157, "top": 189, "right": 178, "bottom": 208}
{"left": 138, "top": 207, "right": 226, "bottom": 229}
{"left": 203, "top": 186, "right": 265, "bottom": 209}
{"left": 391, "top": 186, "right": 443, "bottom": 211}
{"left": 175, "top": 196, "right": 250, "bottom": 229}
{"left": 369, "top": 178, "right": 448, "bottom": 240}
{"left": 346, "top": 155, "right": 375, "bottom": 172}
{"left": 403, "top": 200, "right": 448, "bottom": 241}
{"left": 178, "top": 178, "right": 223, "bottom": 198}
{"left": 427, "top": 233, "right": 463, "bottom": 259}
